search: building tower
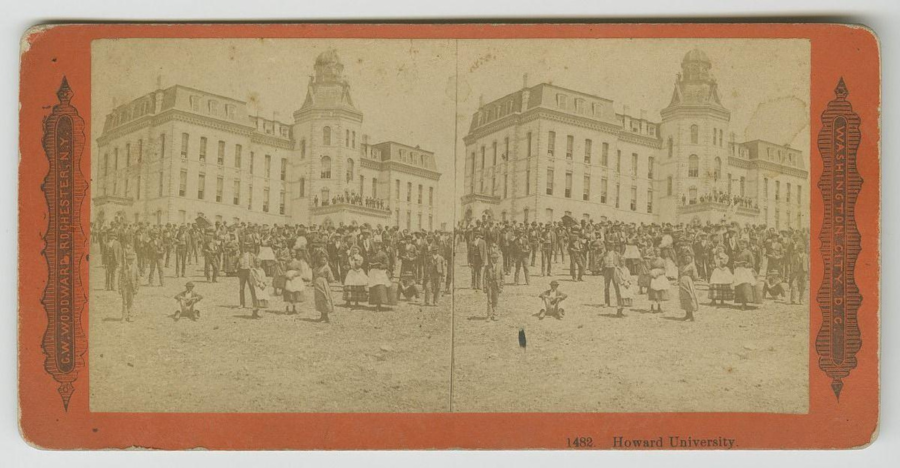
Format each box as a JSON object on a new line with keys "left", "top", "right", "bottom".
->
{"left": 290, "top": 49, "right": 364, "bottom": 225}
{"left": 657, "top": 48, "right": 733, "bottom": 224}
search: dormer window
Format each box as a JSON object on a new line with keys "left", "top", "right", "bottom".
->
{"left": 556, "top": 94, "right": 568, "bottom": 109}
{"left": 208, "top": 100, "right": 219, "bottom": 115}
{"left": 190, "top": 95, "right": 200, "bottom": 111}
{"left": 574, "top": 98, "right": 585, "bottom": 114}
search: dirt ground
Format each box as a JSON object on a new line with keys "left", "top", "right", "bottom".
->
{"left": 89, "top": 244, "right": 808, "bottom": 414}
{"left": 89, "top": 247, "right": 452, "bottom": 413}
{"left": 450, "top": 246, "right": 809, "bottom": 413}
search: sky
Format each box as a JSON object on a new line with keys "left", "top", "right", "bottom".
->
{"left": 92, "top": 38, "right": 809, "bottom": 227}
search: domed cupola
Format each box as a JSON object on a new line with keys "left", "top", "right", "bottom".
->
{"left": 314, "top": 49, "right": 345, "bottom": 84}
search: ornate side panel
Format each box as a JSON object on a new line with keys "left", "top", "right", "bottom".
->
{"left": 40, "top": 77, "right": 89, "bottom": 410}
{"left": 815, "top": 78, "right": 863, "bottom": 400}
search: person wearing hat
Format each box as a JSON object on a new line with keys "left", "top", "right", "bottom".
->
{"left": 104, "top": 232, "right": 123, "bottom": 291}
{"left": 513, "top": 228, "right": 531, "bottom": 285}
{"left": 538, "top": 280, "right": 568, "bottom": 320}
{"left": 732, "top": 239, "right": 757, "bottom": 310}
{"left": 469, "top": 231, "right": 487, "bottom": 290}
{"left": 423, "top": 245, "right": 446, "bottom": 306}
{"left": 343, "top": 245, "right": 369, "bottom": 308}
{"left": 677, "top": 249, "right": 701, "bottom": 321}
{"left": 602, "top": 241, "right": 624, "bottom": 307}
{"left": 174, "top": 281, "right": 203, "bottom": 321}
{"left": 483, "top": 249, "right": 504, "bottom": 321}
{"left": 118, "top": 236, "right": 140, "bottom": 322}
{"left": 789, "top": 239, "right": 809, "bottom": 305}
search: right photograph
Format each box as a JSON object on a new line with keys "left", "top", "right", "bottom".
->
{"left": 451, "top": 39, "right": 811, "bottom": 413}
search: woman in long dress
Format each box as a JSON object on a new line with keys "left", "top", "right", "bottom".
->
{"left": 678, "top": 251, "right": 701, "bottom": 321}
{"left": 312, "top": 252, "right": 335, "bottom": 323}
{"left": 636, "top": 245, "right": 652, "bottom": 294}
{"left": 732, "top": 240, "right": 757, "bottom": 310}
{"left": 647, "top": 248, "right": 670, "bottom": 313}
{"left": 271, "top": 245, "right": 290, "bottom": 296}
{"left": 283, "top": 250, "right": 311, "bottom": 314}
{"left": 342, "top": 246, "right": 369, "bottom": 308}
{"left": 708, "top": 246, "right": 734, "bottom": 306}
{"left": 367, "top": 242, "right": 393, "bottom": 311}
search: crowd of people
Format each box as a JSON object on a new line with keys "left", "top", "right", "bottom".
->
{"left": 92, "top": 210, "right": 809, "bottom": 325}
{"left": 313, "top": 190, "right": 389, "bottom": 211}
{"left": 683, "top": 189, "right": 758, "bottom": 209}
{"left": 93, "top": 214, "right": 454, "bottom": 323}
{"left": 459, "top": 214, "right": 809, "bottom": 321}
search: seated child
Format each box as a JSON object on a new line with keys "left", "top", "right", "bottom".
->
{"left": 174, "top": 281, "right": 203, "bottom": 321}
{"left": 538, "top": 280, "right": 568, "bottom": 320}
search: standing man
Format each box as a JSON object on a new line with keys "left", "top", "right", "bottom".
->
{"left": 484, "top": 249, "right": 504, "bottom": 321}
{"left": 147, "top": 232, "right": 165, "bottom": 287}
{"left": 603, "top": 241, "right": 623, "bottom": 307}
{"left": 237, "top": 245, "right": 260, "bottom": 317}
{"left": 423, "top": 246, "right": 446, "bottom": 306}
{"left": 568, "top": 229, "right": 586, "bottom": 282}
{"left": 175, "top": 226, "right": 188, "bottom": 278}
{"left": 789, "top": 240, "right": 808, "bottom": 305}
{"left": 513, "top": 228, "right": 531, "bottom": 285}
{"left": 469, "top": 231, "right": 487, "bottom": 290}
{"left": 203, "top": 231, "right": 220, "bottom": 283}
{"left": 104, "top": 232, "right": 123, "bottom": 291}
{"left": 540, "top": 226, "right": 553, "bottom": 277}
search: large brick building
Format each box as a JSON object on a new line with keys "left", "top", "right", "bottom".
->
{"left": 94, "top": 49, "right": 441, "bottom": 229}
{"left": 461, "top": 48, "right": 809, "bottom": 229}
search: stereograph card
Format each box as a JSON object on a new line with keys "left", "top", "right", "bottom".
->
{"left": 17, "top": 23, "right": 880, "bottom": 450}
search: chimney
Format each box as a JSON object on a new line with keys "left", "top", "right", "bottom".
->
{"left": 522, "top": 73, "right": 529, "bottom": 89}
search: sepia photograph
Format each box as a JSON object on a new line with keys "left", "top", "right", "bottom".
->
{"left": 88, "top": 38, "right": 457, "bottom": 412}
{"left": 87, "top": 37, "right": 811, "bottom": 414}
{"left": 451, "top": 39, "right": 812, "bottom": 412}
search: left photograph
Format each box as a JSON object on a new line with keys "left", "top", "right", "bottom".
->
{"left": 88, "top": 39, "right": 457, "bottom": 412}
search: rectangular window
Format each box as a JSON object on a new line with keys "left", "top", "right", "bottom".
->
{"left": 491, "top": 175, "right": 496, "bottom": 195}
{"left": 565, "top": 171, "right": 573, "bottom": 198}
{"left": 179, "top": 170, "right": 187, "bottom": 196}
{"left": 601, "top": 178, "right": 608, "bottom": 203}
{"left": 418, "top": 184, "right": 423, "bottom": 204}
{"left": 775, "top": 180, "right": 780, "bottom": 201}
{"left": 248, "top": 184, "right": 253, "bottom": 210}
{"left": 250, "top": 152, "right": 255, "bottom": 175}
{"left": 492, "top": 141, "right": 498, "bottom": 165}
{"left": 371, "top": 178, "right": 377, "bottom": 198}
{"left": 181, "top": 133, "right": 189, "bottom": 158}
{"left": 667, "top": 176, "right": 673, "bottom": 196}
{"left": 216, "top": 176, "right": 223, "bottom": 202}
{"left": 395, "top": 179, "right": 400, "bottom": 199}
{"left": 504, "top": 137, "right": 510, "bottom": 161}
{"left": 103, "top": 153, "right": 108, "bottom": 176}
{"left": 199, "top": 136, "right": 206, "bottom": 161}
{"left": 299, "top": 177, "right": 305, "bottom": 198}
{"left": 630, "top": 185, "right": 637, "bottom": 211}
{"left": 279, "top": 191, "right": 286, "bottom": 215}
{"left": 217, "top": 140, "right": 225, "bottom": 165}
{"left": 407, "top": 182, "right": 412, "bottom": 202}
{"left": 787, "top": 183, "right": 792, "bottom": 203}
{"left": 159, "top": 133, "right": 166, "bottom": 160}
{"left": 233, "top": 179, "right": 240, "bottom": 205}
{"left": 280, "top": 158, "right": 287, "bottom": 181}
{"left": 583, "top": 175, "right": 590, "bottom": 201}
{"left": 616, "top": 150, "right": 622, "bottom": 173}
{"left": 566, "top": 135, "right": 574, "bottom": 160}
{"left": 265, "top": 155, "right": 272, "bottom": 178}
{"left": 503, "top": 174, "right": 508, "bottom": 198}
{"left": 235, "top": 144, "right": 242, "bottom": 168}
{"left": 124, "top": 177, "right": 130, "bottom": 198}
{"left": 429, "top": 187, "right": 434, "bottom": 206}
{"left": 631, "top": 153, "right": 638, "bottom": 176}
{"left": 615, "top": 183, "right": 620, "bottom": 208}
{"left": 157, "top": 171, "right": 163, "bottom": 197}
{"left": 547, "top": 131, "right": 556, "bottom": 157}
{"left": 647, "top": 190, "right": 653, "bottom": 213}
{"left": 137, "top": 139, "right": 143, "bottom": 163}
{"left": 584, "top": 139, "right": 592, "bottom": 164}
{"left": 480, "top": 146, "right": 485, "bottom": 169}
{"left": 126, "top": 143, "right": 131, "bottom": 167}
{"left": 648, "top": 157, "right": 654, "bottom": 179}
{"left": 546, "top": 168, "right": 554, "bottom": 195}
{"left": 263, "top": 188, "right": 270, "bottom": 212}
{"left": 729, "top": 173, "right": 734, "bottom": 195}
{"left": 797, "top": 187, "right": 802, "bottom": 206}
{"left": 527, "top": 132, "right": 533, "bottom": 158}
{"left": 601, "top": 142, "right": 609, "bottom": 166}
{"left": 197, "top": 173, "right": 205, "bottom": 199}
{"left": 526, "top": 169, "right": 531, "bottom": 195}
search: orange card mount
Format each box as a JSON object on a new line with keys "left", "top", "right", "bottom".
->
{"left": 18, "top": 23, "right": 880, "bottom": 450}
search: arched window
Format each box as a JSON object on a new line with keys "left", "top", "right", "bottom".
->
{"left": 667, "top": 137, "right": 674, "bottom": 158}
{"left": 714, "top": 157, "right": 722, "bottom": 180}
{"left": 689, "top": 186, "right": 698, "bottom": 204}
{"left": 688, "top": 154, "right": 699, "bottom": 178}
{"left": 320, "top": 156, "right": 332, "bottom": 179}
{"left": 690, "top": 124, "right": 699, "bottom": 144}
{"left": 346, "top": 158, "right": 354, "bottom": 182}
{"left": 323, "top": 126, "right": 332, "bottom": 145}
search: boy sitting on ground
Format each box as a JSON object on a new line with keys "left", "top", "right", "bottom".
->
{"left": 539, "top": 280, "right": 568, "bottom": 320}
{"left": 174, "top": 281, "right": 204, "bottom": 321}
